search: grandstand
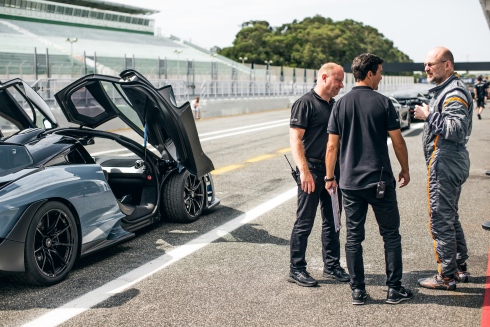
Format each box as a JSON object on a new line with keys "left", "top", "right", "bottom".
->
{"left": 0, "top": 0, "right": 255, "bottom": 81}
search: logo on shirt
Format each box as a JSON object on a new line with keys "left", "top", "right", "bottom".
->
{"left": 291, "top": 118, "right": 298, "bottom": 122}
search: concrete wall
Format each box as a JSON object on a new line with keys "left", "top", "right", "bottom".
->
{"left": 199, "top": 97, "right": 297, "bottom": 119}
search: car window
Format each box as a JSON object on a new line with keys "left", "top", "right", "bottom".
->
{"left": 7, "top": 85, "right": 35, "bottom": 122}
{"left": 0, "top": 116, "right": 20, "bottom": 138}
{"left": 71, "top": 87, "right": 106, "bottom": 118}
{"left": 101, "top": 82, "right": 143, "bottom": 130}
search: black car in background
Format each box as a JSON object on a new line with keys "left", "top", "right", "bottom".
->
{"left": 388, "top": 96, "right": 410, "bottom": 130}
{"left": 392, "top": 90, "right": 430, "bottom": 121}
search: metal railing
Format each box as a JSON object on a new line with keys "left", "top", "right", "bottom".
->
{"left": 30, "top": 77, "right": 418, "bottom": 108}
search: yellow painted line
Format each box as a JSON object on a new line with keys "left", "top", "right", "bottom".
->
{"left": 246, "top": 154, "right": 276, "bottom": 163}
{"left": 277, "top": 147, "right": 291, "bottom": 154}
{"left": 211, "top": 164, "right": 245, "bottom": 175}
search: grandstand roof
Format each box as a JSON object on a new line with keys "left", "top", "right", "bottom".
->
{"left": 46, "top": 0, "right": 159, "bottom": 15}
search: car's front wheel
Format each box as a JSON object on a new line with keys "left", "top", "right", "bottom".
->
{"left": 162, "top": 170, "right": 205, "bottom": 223}
{"left": 23, "top": 201, "right": 79, "bottom": 285}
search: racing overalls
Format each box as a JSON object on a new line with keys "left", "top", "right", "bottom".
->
{"left": 422, "top": 74, "right": 473, "bottom": 276}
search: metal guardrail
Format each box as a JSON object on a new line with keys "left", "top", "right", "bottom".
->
{"left": 199, "top": 81, "right": 311, "bottom": 100}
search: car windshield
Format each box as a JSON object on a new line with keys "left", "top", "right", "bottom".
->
{"left": 0, "top": 144, "right": 33, "bottom": 177}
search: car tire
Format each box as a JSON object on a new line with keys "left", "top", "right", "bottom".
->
{"left": 162, "top": 170, "right": 205, "bottom": 223}
{"left": 22, "top": 201, "right": 79, "bottom": 286}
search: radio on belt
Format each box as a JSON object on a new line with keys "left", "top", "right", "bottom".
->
{"left": 376, "top": 167, "right": 385, "bottom": 199}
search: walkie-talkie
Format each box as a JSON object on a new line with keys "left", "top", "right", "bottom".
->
{"left": 284, "top": 155, "right": 298, "bottom": 181}
{"left": 376, "top": 167, "right": 386, "bottom": 199}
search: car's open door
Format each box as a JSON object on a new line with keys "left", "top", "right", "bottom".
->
{"left": 54, "top": 70, "right": 213, "bottom": 178}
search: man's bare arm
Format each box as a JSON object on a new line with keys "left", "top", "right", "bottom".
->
{"left": 324, "top": 134, "right": 339, "bottom": 194}
{"left": 388, "top": 129, "right": 410, "bottom": 188}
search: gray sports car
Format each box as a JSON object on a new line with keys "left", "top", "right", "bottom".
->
{"left": 0, "top": 70, "right": 219, "bottom": 285}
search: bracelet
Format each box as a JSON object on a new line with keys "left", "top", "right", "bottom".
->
{"left": 324, "top": 175, "right": 335, "bottom": 182}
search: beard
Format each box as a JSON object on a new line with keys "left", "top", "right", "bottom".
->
{"left": 427, "top": 74, "right": 441, "bottom": 84}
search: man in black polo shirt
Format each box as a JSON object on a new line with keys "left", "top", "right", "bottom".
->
{"left": 288, "top": 62, "right": 349, "bottom": 287}
{"left": 325, "top": 53, "right": 412, "bottom": 305}
{"left": 474, "top": 75, "right": 487, "bottom": 120}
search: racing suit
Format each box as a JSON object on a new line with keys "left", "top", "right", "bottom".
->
{"left": 422, "top": 74, "right": 473, "bottom": 276}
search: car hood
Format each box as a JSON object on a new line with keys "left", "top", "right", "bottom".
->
{"left": 54, "top": 70, "right": 213, "bottom": 178}
{"left": 0, "top": 79, "right": 58, "bottom": 137}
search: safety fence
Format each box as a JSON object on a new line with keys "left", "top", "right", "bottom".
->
{"left": 30, "top": 74, "right": 417, "bottom": 107}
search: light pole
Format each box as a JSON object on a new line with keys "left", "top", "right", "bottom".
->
{"left": 66, "top": 37, "right": 77, "bottom": 76}
{"left": 239, "top": 56, "right": 248, "bottom": 65}
{"left": 174, "top": 49, "right": 183, "bottom": 79}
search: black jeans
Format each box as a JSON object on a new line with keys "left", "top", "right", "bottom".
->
{"left": 290, "top": 162, "right": 342, "bottom": 271}
{"left": 342, "top": 181, "right": 403, "bottom": 290}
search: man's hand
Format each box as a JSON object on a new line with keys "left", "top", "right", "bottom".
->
{"left": 300, "top": 169, "right": 315, "bottom": 194}
{"left": 398, "top": 170, "right": 410, "bottom": 188}
{"left": 325, "top": 180, "right": 337, "bottom": 195}
{"left": 414, "top": 103, "right": 430, "bottom": 121}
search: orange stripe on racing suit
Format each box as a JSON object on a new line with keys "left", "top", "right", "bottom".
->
{"left": 443, "top": 97, "right": 468, "bottom": 109}
{"left": 427, "top": 135, "right": 442, "bottom": 273}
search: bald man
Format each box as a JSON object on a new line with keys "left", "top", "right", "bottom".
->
{"left": 288, "top": 63, "right": 349, "bottom": 287}
{"left": 414, "top": 47, "right": 473, "bottom": 291}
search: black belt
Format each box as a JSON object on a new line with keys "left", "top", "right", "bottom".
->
{"left": 306, "top": 157, "right": 325, "bottom": 164}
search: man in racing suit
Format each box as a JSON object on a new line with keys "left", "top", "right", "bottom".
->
{"left": 414, "top": 47, "right": 472, "bottom": 290}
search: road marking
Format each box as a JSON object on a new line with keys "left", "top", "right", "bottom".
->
{"left": 199, "top": 118, "right": 289, "bottom": 136}
{"left": 200, "top": 122, "right": 288, "bottom": 142}
{"left": 246, "top": 154, "right": 276, "bottom": 163}
{"left": 21, "top": 187, "right": 298, "bottom": 327}
{"left": 211, "top": 164, "right": 244, "bottom": 175}
{"left": 277, "top": 147, "right": 291, "bottom": 153}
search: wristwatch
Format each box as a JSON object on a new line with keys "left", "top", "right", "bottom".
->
{"left": 324, "top": 175, "right": 335, "bottom": 182}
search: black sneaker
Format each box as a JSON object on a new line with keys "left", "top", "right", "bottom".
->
{"left": 455, "top": 263, "right": 469, "bottom": 283}
{"left": 418, "top": 274, "right": 456, "bottom": 290}
{"left": 352, "top": 289, "right": 368, "bottom": 305}
{"left": 478, "top": 114, "right": 482, "bottom": 120}
{"left": 288, "top": 270, "right": 318, "bottom": 287}
{"left": 323, "top": 266, "right": 350, "bottom": 282}
{"left": 386, "top": 286, "right": 413, "bottom": 304}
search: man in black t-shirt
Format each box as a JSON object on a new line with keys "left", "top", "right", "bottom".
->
{"left": 325, "top": 53, "right": 412, "bottom": 305}
{"left": 474, "top": 75, "right": 487, "bottom": 119}
{"left": 288, "top": 62, "right": 349, "bottom": 287}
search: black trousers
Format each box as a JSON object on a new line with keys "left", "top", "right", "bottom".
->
{"left": 290, "top": 162, "right": 342, "bottom": 271}
{"left": 342, "top": 181, "right": 403, "bottom": 290}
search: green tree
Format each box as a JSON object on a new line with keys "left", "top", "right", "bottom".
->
{"left": 218, "top": 15, "right": 412, "bottom": 69}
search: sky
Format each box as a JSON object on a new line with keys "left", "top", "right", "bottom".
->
{"left": 109, "top": 0, "right": 490, "bottom": 63}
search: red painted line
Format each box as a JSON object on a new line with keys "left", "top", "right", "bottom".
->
{"left": 481, "top": 246, "right": 490, "bottom": 326}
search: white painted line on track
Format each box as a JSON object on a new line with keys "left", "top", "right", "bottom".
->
{"left": 200, "top": 122, "right": 289, "bottom": 142}
{"left": 22, "top": 187, "right": 298, "bottom": 327}
{"left": 199, "top": 118, "right": 289, "bottom": 136}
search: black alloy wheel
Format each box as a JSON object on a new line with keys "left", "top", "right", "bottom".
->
{"left": 23, "top": 201, "right": 79, "bottom": 285}
{"left": 162, "top": 170, "right": 205, "bottom": 223}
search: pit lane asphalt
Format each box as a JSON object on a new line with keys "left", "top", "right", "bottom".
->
{"left": 1, "top": 107, "right": 489, "bottom": 327}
